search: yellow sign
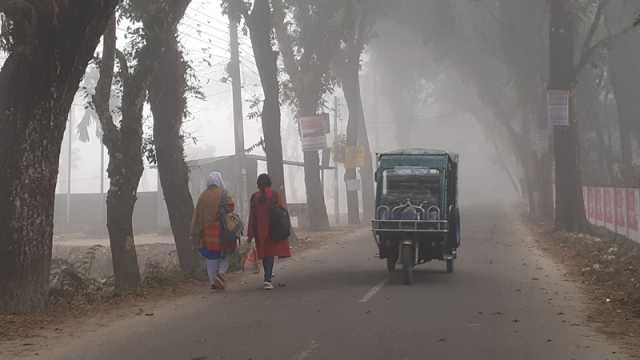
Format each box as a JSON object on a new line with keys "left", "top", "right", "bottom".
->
{"left": 344, "top": 146, "right": 366, "bottom": 169}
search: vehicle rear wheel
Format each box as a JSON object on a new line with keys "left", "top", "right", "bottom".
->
{"left": 446, "top": 259, "right": 454, "bottom": 273}
{"left": 401, "top": 244, "right": 414, "bottom": 285}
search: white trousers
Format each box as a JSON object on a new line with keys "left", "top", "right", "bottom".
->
{"left": 206, "top": 257, "right": 229, "bottom": 285}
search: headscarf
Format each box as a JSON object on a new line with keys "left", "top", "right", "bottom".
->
{"left": 207, "top": 171, "right": 225, "bottom": 189}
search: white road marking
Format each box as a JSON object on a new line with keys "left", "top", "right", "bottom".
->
{"left": 293, "top": 340, "right": 319, "bottom": 360}
{"left": 359, "top": 280, "right": 387, "bottom": 303}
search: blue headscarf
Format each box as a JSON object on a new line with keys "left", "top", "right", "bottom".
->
{"left": 207, "top": 171, "right": 225, "bottom": 189}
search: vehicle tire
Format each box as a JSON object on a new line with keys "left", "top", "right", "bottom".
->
{"left": 401, "top": 244, "right": 414, "bottom": 285}
{"left": 446, "top": 259, "right": 454, "bottom": 273}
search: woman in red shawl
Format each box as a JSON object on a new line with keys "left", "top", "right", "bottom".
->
{"left": 247, "top": 174, "right": 291, "bottom": 290}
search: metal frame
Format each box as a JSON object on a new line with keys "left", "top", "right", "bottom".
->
{"left": 371, "top": 219, "right": 449, "bottom": 233}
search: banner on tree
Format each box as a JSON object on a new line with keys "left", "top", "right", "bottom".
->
{"left": 298, "top": 114, "right": 330, "bottom": 151}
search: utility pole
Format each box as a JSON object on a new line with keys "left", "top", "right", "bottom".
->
{"left": 334, "top": 96, "right": 340, "bottom": 226}
{"left": 228, "top": 0, "right": 247, "bottom": 218}
{"left": 66, "top": 109, "right": 73, "bottom": 225}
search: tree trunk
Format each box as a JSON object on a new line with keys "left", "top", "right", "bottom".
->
{"left": 359, "top": 116, "right": 376, "bottom": 220}
{"left": 549, "top": 0, "right": 587, "bottom": 232}
{"left": 342, "top": 67, "right": 361, "bottom": 225}
{"left": 299, "top": 95, "right": 331, "bottom": 230}
{"left": 149, "top": 34, "right": 198, "bottom": 274}
{"left": 106, "top": 184, "right": 141, "bottom": 289}
{"left": 94, "top": 18, "right": 142, "bottom": 292}
{"left": 270, "top": 0, "right": 330, "bottom": 230}
{"left": 247, "top": 0, "right": 286, "bottom": 194}
{"left": 0, "top": 1, "right": 119, "bottom": 314}
{"left": 607, "top": 43, "right": 639, "bottom": 186}
{"left": 303, "top": 150, "right": 331, "bottom": 230}
{"left": 340, "top": 57, "right": 376, "bottom": 223}
{"left": 96, "top": 1, "right": 193, "bottom": 291}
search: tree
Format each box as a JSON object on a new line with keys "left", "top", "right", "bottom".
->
{"left": 332, "top": 0, "right": 377, "bottom": 224}
{"left": 0, "top": 0, "right": 120, "bottom": 314}
{"left": 605, "top": 1, "right": 640, "bottom": 185}
{"left": 239, "top": 0, "right": 287, "bottom": 195}
{"left": 548, "top": 0, "right": 634, "bottom": 231}
{"left": 94, "top": 0, "right": 192, "bottom": 292}
{"left": 149, "top": 33, "right": 200, "bottom": 275}
{"left": 272, "top": 0, "right": 344, "bottom": 230}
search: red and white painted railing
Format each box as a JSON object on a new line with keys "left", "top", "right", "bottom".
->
{"left": 583, "top": 187, "right": 640, "bottom": 242}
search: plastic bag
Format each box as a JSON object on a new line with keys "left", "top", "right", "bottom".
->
{"left": 241, "top": 245, "right": 261, "bottom": 274}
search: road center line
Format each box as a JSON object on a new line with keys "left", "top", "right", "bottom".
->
{"left": 359, "top": 280, "right": 387, "bottom": 303}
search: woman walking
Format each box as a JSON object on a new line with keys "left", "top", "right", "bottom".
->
{"left": 247, "top": 174, "right": 291, "bottom": 290}
{"left": 191, "top": 171, "right": 237, "bottom": 290}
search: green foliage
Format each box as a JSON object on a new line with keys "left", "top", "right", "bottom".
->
{"left": 246, "top": 94, "right": 263, "bottom": 122}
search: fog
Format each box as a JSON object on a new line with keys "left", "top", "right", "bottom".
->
{"left": 52, "top": 0, "right": 637, "bottom": 237}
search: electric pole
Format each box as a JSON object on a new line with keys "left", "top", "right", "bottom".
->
{"left": 66, "top": 109, "right": 73, "bottom": 225}
{"left": 228, "top": 0, "right": 247, "bottom": 218}
{"left": 334, "top": 96, "right": 340, "bottom": 226}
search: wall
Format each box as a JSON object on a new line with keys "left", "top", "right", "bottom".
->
{"left": 583, "top": 186, "right": 640, "bottom": 243}
{"left": 54, "top": 192, "right": 160, "bottom": 236}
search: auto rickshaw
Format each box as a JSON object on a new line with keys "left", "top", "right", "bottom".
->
{"left": 371, "top": 149, "right": 461, "bottom": 284}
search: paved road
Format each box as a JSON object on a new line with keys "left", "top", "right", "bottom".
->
{"left": 30, "top": 204, "right": 626, "bottom": 360}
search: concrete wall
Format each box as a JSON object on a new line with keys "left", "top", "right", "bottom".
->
{"left": 54, "top": 192, "right": 160, "bottom": 236}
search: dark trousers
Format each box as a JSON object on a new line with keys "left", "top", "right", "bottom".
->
{"left": 263, "top": 256, "right": 274, "bottom": 282}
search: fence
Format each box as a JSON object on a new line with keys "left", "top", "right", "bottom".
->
{"left": 583, "top": 186, "right": 640, "bottom": 243}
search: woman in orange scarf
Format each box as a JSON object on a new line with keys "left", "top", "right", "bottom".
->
{"left": 191, "top": 171, "right": 236, "bottom": 290}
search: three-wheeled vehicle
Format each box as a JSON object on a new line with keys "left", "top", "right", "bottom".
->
{"left": 371, "top": 149, "right": 461, "bottom": 284}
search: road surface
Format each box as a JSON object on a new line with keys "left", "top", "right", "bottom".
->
{"left": 22, "top": 203, "right": 627, "bottom": 360}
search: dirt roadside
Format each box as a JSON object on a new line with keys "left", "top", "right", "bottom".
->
{"left": 0, "top": 226, "right": 362, "bottom": 358}
{"left": 530, "top": 222, "right": 640, "bottom": 357}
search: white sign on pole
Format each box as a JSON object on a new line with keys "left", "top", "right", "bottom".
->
{"left": 547, "top": 90, "right": 570, "bottom": 127}
{"left": 299, "top": 114, "right": 330, "bottom": 151}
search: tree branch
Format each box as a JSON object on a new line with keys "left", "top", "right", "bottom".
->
{"left": 579, "top": 0, "right": 611, "bottom": 63}
{"left": 94, "top": 17, "right": 120, "bottom": 152}
{"left": 239, "top": 0, "right": 250, "bottom": 20}
{"left": 115, "top": 48, "right": 130, "bottom": 85}
{"left": 271, "top": 0, "right": 301, "bottom": 92}
{"left": 575, "top": 25, "right": 636, "bottom": 75}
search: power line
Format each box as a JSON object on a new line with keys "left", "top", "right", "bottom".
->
{"left": 183, "top": 14, "right": 231, "bottom": 35}
{"left": 181, "top": 20, "right": 231, "bottom": 45}
{"left": 181, "top": 19, "right": 256, "bottom": 61}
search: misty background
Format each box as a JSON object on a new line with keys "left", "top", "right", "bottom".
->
{"left": 49, "top": 0, "right": 518, "bottom": 237}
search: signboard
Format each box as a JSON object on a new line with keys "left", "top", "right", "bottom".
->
{"left": 547, "top": 90, "right": 570, "bottom": 127}
{"left": 299, "top": 114, "right": 330, "bottom": 151}
{"left": 344, "top": 145, "right": 366, "bottom": 169}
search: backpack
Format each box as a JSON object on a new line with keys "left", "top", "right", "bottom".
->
{"left": 219, "top": 190, "right": 243, "bottom": 246}
{"left": 269, "top": 191, "right": 291, "bottom": 240}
